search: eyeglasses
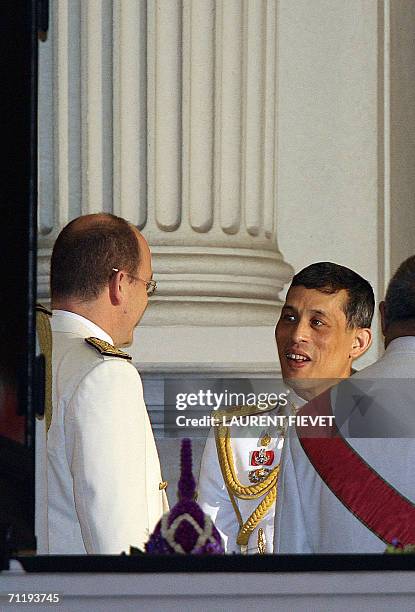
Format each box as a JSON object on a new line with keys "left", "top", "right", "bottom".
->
{"left": 111, "top": 268, "right": 157, "bottom": 297}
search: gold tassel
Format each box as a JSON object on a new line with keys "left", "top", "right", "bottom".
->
{"left": 257, "top": 528, "right": 266, "bottom": 554}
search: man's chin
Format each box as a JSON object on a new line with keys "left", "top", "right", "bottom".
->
{"left": 120, "top": 316, "right": 144, "bottom": 348}
{"left": 281, "top": 362, "right": 314, "bottom": 382}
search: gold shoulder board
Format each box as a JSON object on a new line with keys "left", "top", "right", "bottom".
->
{"left": 85, "top": 337, "right": 132, "bottom": 360}
{"left": 36, "top": 303, "right": 52, "bottom": 317}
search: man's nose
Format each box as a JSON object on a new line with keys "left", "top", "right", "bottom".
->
{"left": 290, "top": 319, "right": 309, "bottom": 343}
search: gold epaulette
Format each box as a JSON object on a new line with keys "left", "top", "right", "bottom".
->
{"left": 36, "top": 303, "right": 53, "bottom": 431}
{"left": 36, "top": 303, "right": 52, "bottom": 317}
{"left": 213, "top": 402, "right": 277, "bottom": 425}
{"left": 85, "top": 337, "right": 132, "bottom": 360}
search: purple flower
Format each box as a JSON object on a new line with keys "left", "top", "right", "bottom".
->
{"left": 144, "top": 439, "right": 225, "bottom": 555}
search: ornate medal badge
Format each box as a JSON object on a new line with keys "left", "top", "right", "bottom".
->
{"left": 250, "top": 448, "right": 275, "bottom": 466}
{"left": 248, "top": 467, "right": 272, "bottom": 484}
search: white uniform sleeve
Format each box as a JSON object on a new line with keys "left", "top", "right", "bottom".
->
{"left": 198, "top": 427, "right": 240, "bottom": 553}
{"left": 274, "top": 429, "right": 312, "bottom": 553}
{"left": 65, "top": 359, "right": 150, "bottom": 554}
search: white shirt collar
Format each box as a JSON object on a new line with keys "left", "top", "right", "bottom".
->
{"left": 52, "top": 310, "right": 114, "bottom": 345}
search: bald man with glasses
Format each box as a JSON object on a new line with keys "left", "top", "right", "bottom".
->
{"left": 43, "top": 213, "right": 167, "bottom": 554}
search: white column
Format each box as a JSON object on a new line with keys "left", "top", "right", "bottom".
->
{"left": 80, "top": 0, "right": 113, "bottom": 214}
{"left": 38, "top": 0, "right": 292, "bottom": 332}
{"left": 38, "top": 0, "right": 83, "bottom": 297}
{"left": 144, "top": 0, "right": 292, "bottom": 327}
{"left": 113, "top": 0, "right": 147, "bottom": 227}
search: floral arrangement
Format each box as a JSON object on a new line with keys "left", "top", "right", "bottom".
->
{"left": 385, "top": 538, "right": 415, "bottom": 554}
{"left": 145, "top": 438, "right": 225, "bottom": 555}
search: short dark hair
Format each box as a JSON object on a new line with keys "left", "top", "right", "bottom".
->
{"left": 291, "top": 262, "right": 374, "bottom": 329}
{"left": 384, "top": 255, "right": 415, "bottom": 328}
{"left": 51, "top": 213, "right": 140, "bottom": 301}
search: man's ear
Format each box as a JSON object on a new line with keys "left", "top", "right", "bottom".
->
{"left": 349, "top": 328, "right": 372, "bottom": 360}
{"left": 108, "top": 270, "right": 123, "bottom": 306}
{"left": 379, "top": 301, "right": 387, "bottom": 336}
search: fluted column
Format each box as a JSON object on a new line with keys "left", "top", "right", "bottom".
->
{"left": 38, "top": 0, "right": 293, "bottom": 326}
{"left": 145, "top": 0, "right": 292, "bottom": 325}
{"left": 113, "top": 0, "right": 147, "bottom": 226}
{"left": 38, "top": 0, "right": 147, "bottom": 296}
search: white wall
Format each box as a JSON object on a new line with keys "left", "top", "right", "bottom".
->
{"left": 390, "top": 1, "right": 415, "bottom": 274}
{"left": 277, "top": 0, "right": 380, "bottom": 368}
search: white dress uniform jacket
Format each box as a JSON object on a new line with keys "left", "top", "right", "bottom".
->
{"left": 274, "top": 336, "right": 415, "bottom": 553}
{"left": 198, "top": 390, "right": 304, "bottom": 554}
{"left": 46, "top": 310, "right": 167, "bottom": 554}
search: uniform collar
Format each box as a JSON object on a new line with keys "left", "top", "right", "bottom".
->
{"left": 51, "top": 310, "right": 114, "bottom": 345}
{"left": 386, "top": 335, "right": 415, "bottom": 354}
{"left": 285, "top": 387, "right": 307, "bottom": 410}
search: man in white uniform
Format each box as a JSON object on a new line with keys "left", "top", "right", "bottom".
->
{"left": 274, "top": 255, "right": 415, "bottom": 553}
{"left": 199, "top": 262, "right": 374, "bottom": 553}
{"left": 45, "top": 213, "right": 167, "bottom": 554}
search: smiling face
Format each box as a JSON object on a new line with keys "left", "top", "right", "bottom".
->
{"left": 275, "top": 285, "right": 360, "bottom": 398}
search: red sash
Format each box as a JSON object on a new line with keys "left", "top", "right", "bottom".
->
{"left": 296, "top": 389, "right": 415, "bottom": 545}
